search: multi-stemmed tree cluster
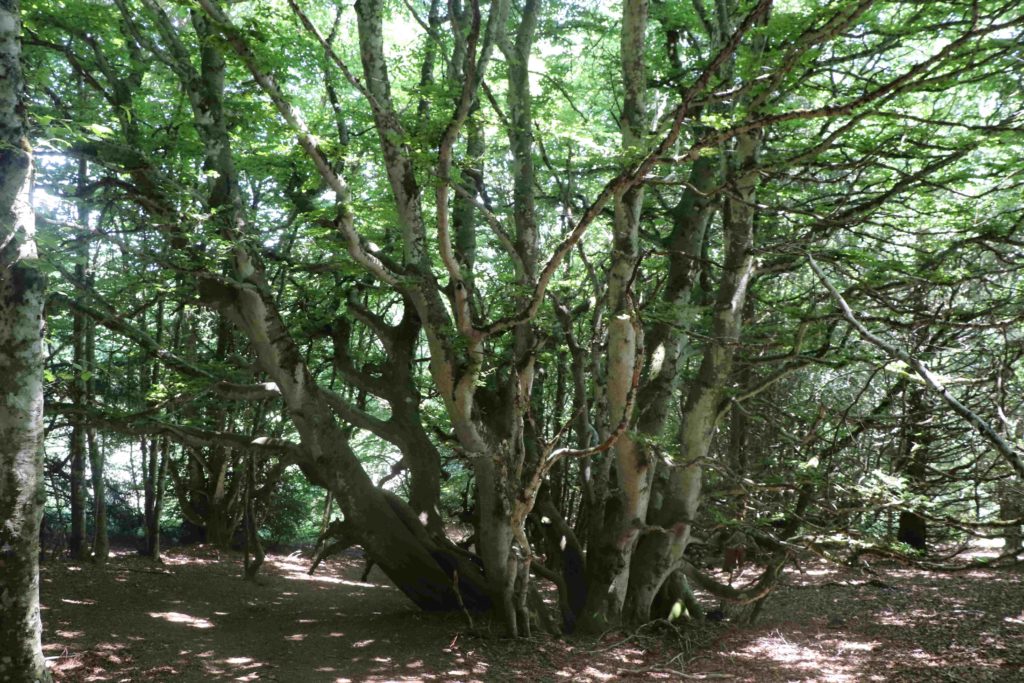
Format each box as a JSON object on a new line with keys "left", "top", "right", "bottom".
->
{"left": 3, "top": 0, "right": 1022, "bottom": 668}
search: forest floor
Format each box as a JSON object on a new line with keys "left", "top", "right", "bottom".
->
{"left": 40, "top": 541, "right": 1023, "bottom": 682}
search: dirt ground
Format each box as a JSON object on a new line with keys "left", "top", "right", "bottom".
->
{"left": 40, "top": 543, "right": 1024, "bottom": 682}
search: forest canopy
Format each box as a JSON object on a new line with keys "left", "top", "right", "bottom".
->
{"left": 11, "top": 0, "right": 1024, "bottom": 647}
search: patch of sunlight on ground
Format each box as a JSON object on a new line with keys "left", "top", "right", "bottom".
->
{"left": 837, "top": 640, "right": 878, "bottom": 652}
{"left": 580, "top": 665, "right": 617, "bottom": 680}
{"left": 876, "top": 606, "right": 957, "bottom": 626}
{"left": 905, "top": 649, "right": 942, "bottom": 666}
{"left": 61, "top": 598, "right": 97, "bottom": 605}
{"left": 797, "top": 568, "right": 834, "bottom": 578}
{"left": 162, "top": 556, "right": 219, "bottom": 567}
{"left": 271, "top": 557, "right": 384, "bottom": 588}
{"left": 148, "top": 611, "right": 215, "bottom": 629}
{"left": 203, "top": 654, "right": 269, "bottom": 680}
{"left": 732, "top": 631, "right": 876, "bottom": 682}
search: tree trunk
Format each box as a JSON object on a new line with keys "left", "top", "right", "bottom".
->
{"left": 88, "top": 426, "right": 107, "bottom": 562}
{"left": 622, "top": 118, "right": 762, "bottom": 624}
{"left": 206, "top": 510, "right": 235, "bottom": 548}
{"left": 999, "top": 480, "right": 1021, "bottom": 554}
{"left": 577, "top": 0, "right": 650, "bottom": 632}
{"left": 196, "top": 0, "right": 498, "bottom": 622}
{"left": 140, "top": 301, "right": 168, "bottom": 560}
{"left": 68, "top": 296, "right": 87, "bottom": 559}
{"left": 169, "top": 446, "right": 237, "bottom": 548}
{"left": 86, "top": 296, "right": 107, "bottom": 562}
{"left": 897, "top": 386, "right": 929, "bottom": 552}
{"left": 68, "top": 412, "right": 88, "bottom": 559}
{"left": 473, "top": 452, "right": 518, "bottom": 634}
{"left": 68, "top": 155, "right": 90, "bottom": 561}
{"left": 897, "top": 511, "right": 927, "bottom": 552}
{"left": 130, "top": 3, "right": 488, "bottom": 611}
{"left": 0, "top": 1, "right": 51, "bottom": 676}
{"left": 141, "top": 435, "right": 169, "bottom": 559}
{"left": 144, "top": 437, "right": 169, "bottom": 559}
{"left": 243, "top": 452, "right": 265, "bottom": 580}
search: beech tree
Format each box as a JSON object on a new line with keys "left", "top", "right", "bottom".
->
{"left": 0, "top": 0, "right": 50, "bottom": 678}
{"left": 24, "top": 0, "right": 1024, "bottom": 640}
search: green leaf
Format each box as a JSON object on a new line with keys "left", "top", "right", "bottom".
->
{"left": 85, "top": 123, "right": 115, "bottom": 138}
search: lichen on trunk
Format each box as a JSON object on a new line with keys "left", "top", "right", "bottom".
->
{"left": 0, "top": 1, "right": 51, "bottom": 677}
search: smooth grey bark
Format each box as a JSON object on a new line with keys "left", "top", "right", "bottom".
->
{"left": 615, "top": 0, "right": 775, "bottom": 624}
{"left": 0, "top": 1, "right": 51, "bottom": 678}
{"left": 459, "top": 0, "right": 544, "bottom": 638}
{"left": 577, "top": 0, "right": 649, "bottom": 631}
{"left": 617, "top": 154, "right": 719, "bottom": 623}
{"left": 330, "top": 298, "right": 448, "bottom": 535}
{"left": 202, "top": 0, "right": 763, "bottom": 632}
{"left": 623, "top": 129, "right": 761, "bottom": 625}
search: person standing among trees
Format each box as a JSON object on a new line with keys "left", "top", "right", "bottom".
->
{"left": 0, "top": 0, "right": 51, "bottom": 680}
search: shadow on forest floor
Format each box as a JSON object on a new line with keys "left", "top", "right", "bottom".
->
{"left": 40, "top": 541, "right": 1024, "bottom": 682}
